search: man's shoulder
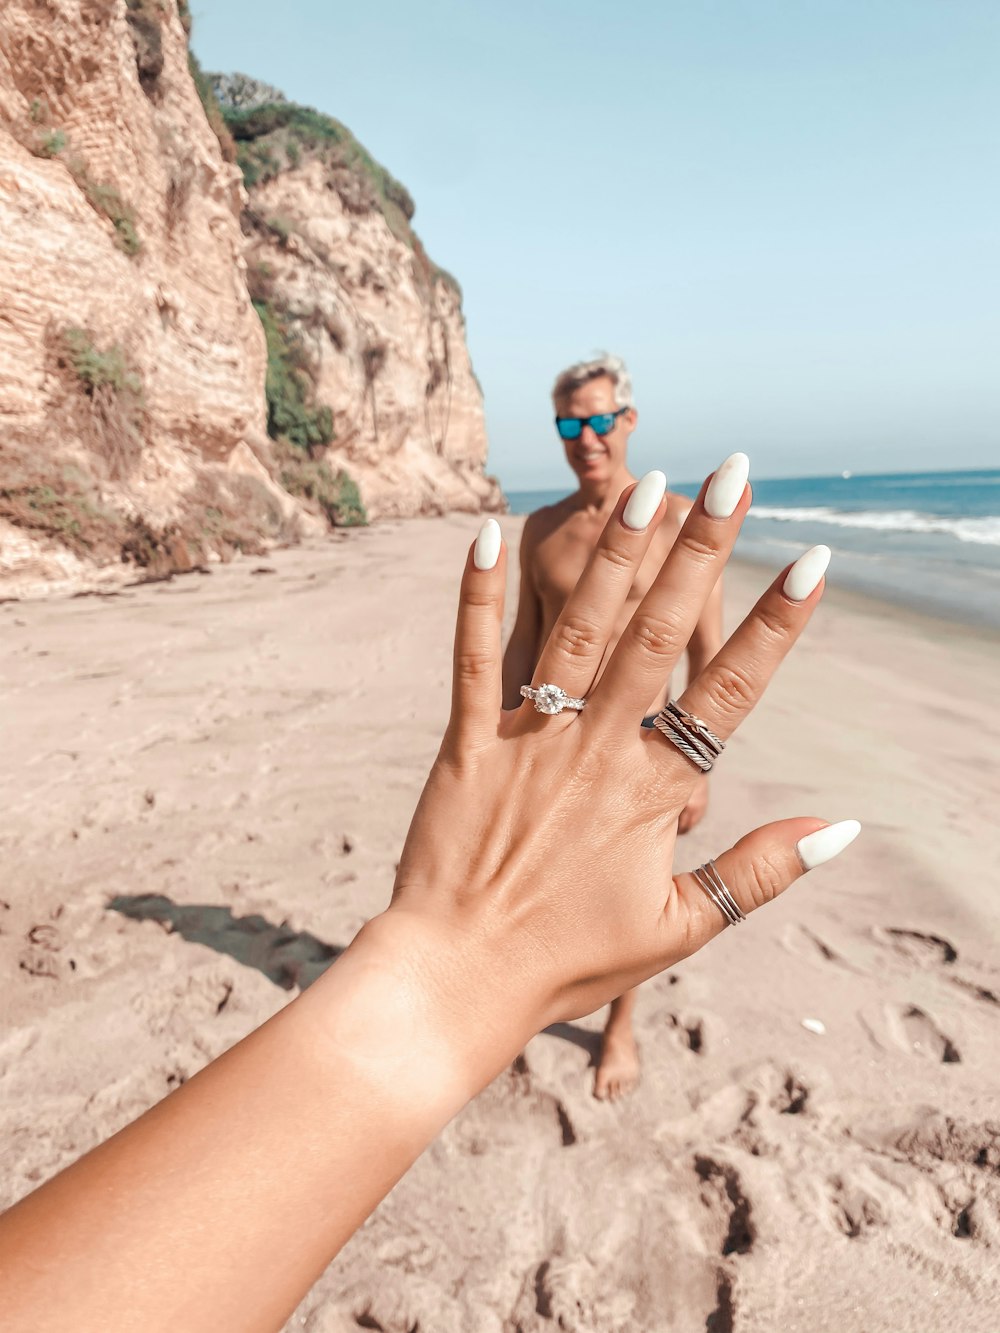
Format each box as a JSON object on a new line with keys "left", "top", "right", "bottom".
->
{"left": 664, "top": 489, "right": 696, "bottom": 524}
{"left": 523, "top": 495, "right": 576, "bottom": 540}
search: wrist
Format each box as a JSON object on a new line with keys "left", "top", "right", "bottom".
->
{"left": 305, "top": 908, "right": 541, "bottom": 1128}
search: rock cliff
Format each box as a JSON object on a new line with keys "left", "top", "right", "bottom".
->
{"left": 0, "top": 3, "right": 500, "bottom": 593}
{"left": 217, "top": 80, "right": 501, "bottom": 520}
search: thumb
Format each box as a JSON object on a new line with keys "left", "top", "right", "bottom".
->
{"left": 670, "top": 817, "right": 862, "bottom": 952}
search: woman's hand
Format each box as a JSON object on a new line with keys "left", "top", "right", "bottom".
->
{"left": 0, "top": 455, "right": 859, "bottom": 1333}
{"left": 390, "top": 455, "right": 858, "bottom": 1037}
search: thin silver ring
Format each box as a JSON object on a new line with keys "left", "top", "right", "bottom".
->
{"left": 692, "top": 860, "right": 746, "bottom": 926}
{"left": 519, "top": 682, "right": 586, "bottom": 716}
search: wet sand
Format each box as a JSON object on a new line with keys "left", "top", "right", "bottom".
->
{"left": 1, "top": 515, "right": 998, "bottom": 1331}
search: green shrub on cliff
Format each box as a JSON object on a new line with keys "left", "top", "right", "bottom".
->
{"left": 274, "top": 441, "right": 366, "bottom": 528}
{"left": 57, "top": 329, "right": 145, "bottom": 479}
{"left": 60, "top": 329, "right": 143, "bottom": 399}
{"left": 250, "top": 299, "right": 367, "bottom": 527}
{"left": 188, "top": 50, "right": 237, "bottom": 162}
{"left": 223, "top": 102, "right": 419, "bottom": 242}
{"left": 254, "top": 300, "right": 334, "bottom": 452}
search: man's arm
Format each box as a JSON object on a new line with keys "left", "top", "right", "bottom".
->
{"left": 501, "top": 516, "right": 543, "bottom": 709}
{"left": 686, "top": 571, "right": 724, "bottom": 679}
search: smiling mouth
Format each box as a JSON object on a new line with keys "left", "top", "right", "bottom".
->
{"left": 577, "top": 449, "right": 606, "bottom": 464}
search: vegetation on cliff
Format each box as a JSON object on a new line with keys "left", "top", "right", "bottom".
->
{"left": 251, "top": 291, "right": 366, "bottom": 527}
{"left": 20, "top": 102, "right": 142, "bottom": 257}
{"left": 214, "top": 84, "right": 459, "bottom": 297}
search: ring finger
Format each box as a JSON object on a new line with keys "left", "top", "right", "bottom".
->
{"left": 525, "top": 469, "right": 667, "bottom": 708}
{"left": 649, "top": 544, "right": 832, "bottom": 772}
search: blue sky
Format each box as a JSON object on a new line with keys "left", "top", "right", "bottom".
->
{"left": 191, "top": 0, "right": 1000, "bottom": 488}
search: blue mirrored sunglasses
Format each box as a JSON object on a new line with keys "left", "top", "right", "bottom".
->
{"left": 555, "top": 407, "right": 628, "bottom": 441}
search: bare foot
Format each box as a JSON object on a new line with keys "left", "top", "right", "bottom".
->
{"left": 593, "top": 1025, "right": 640, "bottom": 1101}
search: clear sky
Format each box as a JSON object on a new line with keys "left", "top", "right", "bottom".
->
{"left": 190, "top": 0, "right": 1000, "bottom": 489}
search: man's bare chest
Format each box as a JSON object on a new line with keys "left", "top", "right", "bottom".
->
{"left": 533, "top": 522, "right": 673, "bottom": 612}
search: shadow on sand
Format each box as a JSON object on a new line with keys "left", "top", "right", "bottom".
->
{"left": 108, "top": 894, "right": 343, "bottom": 991}
{"left": 543, "top": 1021, "right": 602, "bottom": 1065}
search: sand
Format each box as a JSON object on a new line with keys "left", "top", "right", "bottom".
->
{"left": 2, "top": 515, "right": 999, "bottom": 1332}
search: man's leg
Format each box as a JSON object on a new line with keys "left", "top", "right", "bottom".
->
{"left": 593, "top": 987, "right": 640, "bottom": 1101}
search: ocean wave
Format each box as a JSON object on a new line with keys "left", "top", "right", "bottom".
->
{"left": 747, "top": 506, "right": 1000, "bottom": 546}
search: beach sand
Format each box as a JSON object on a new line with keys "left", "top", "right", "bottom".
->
{"left": 2, "top": 515, "right": 998, "bottom": 1331}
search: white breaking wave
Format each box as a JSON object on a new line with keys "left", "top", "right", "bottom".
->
{"left": 747, "top": 506, "right": 1000, "bottom": 547}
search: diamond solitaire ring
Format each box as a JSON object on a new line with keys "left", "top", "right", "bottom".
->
{"left": 519, "top": 683, "right": 587, "bottom": 716}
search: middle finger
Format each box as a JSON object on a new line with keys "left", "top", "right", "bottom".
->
{"left": 590, "top": 452, "right": 751, "bottom": 724}
{"left": 526, "top": 469, "right": 667, "bottom": 707}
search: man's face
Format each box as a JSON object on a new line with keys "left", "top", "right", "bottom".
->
{"left": 555, "top": 375, "right": 637, "bottom": 486}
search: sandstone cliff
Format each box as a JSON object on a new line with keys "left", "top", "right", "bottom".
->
{"left": 0, "top": 3, "right": 500, "bottom": 593}
{"left": 217, "top": 80, "right": 501, "bottom": 519}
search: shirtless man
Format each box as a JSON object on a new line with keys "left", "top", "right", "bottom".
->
{"left": 502, "top": 353, "right": 724, "bottom": 1101}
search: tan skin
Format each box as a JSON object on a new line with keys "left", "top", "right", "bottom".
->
{"left": 502, "top": 374, "right": 723, "bottom": 1100}
{"left": 0, "top": 469, "right": 841, "bottom": 1332}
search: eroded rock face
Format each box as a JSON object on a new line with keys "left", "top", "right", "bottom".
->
{"left": 0, "top": 0, "right": 291, "bottom": 588}
{"left": 245, "top": 156, "right": 501, "bottom": 518}
{"left": 0, "top": 8, "right": 500, "bottom": 592}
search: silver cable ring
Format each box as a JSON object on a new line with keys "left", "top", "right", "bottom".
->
{"left": 662, "top": 701, "right": 725, "bottom": 756}
{"left": 519, "top": 682, "right": 587, "bottom": 716}
{"left": 653, "top": 712, "right": 716, "bottom": 772}
{"left": 692, "top": 860, "right": 746, "bottom": 926}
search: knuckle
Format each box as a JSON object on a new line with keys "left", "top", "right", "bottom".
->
{"left": 454, "top": 650, "right": 496, "bottom": 683}
{"left": 754, "top": 601, "right": 791, "bottom": 643}
{"left": 704, "top": 662, "right": 757, "bottom": 716}
{"left": 748, "top": 852, "right": 786, "bottom": 908}
{"left": 551, "top": 612, "right": 604, "bottom": 661}
{"left": 462, "top": 587, "right": 500, "bottom": 612}
{"left": 631, "top": 607, "right": 686, "bottom": 661}
{"left": 676, "top": 527, "right": 721, "bottom": 566}
{"left": 594, "top": 541, "right": 636, "bottom": 576}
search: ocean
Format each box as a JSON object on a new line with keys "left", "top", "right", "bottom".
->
{"left": 505, "top": 469, "right": 1000, "bottom": 630}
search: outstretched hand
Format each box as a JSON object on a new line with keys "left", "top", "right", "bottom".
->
{"left": 392, "top": 455, "right": 858, "bottom": 1033}
{"left": 0, "top": 456, "right": 859, "bottom": 1333}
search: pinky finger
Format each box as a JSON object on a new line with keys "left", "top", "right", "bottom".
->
{"left": 446, "top": 519, "right": 506, "bottom": 754}
{"left": 665, "top": 817, "right": 861, "bottom": 954}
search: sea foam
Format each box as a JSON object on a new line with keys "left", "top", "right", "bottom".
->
{"left": 747, "top": 507, "right": 1000, "bottom": 546}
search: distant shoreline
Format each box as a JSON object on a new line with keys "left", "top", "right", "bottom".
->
{"left": 504, "top": 469, "right": 1000, "bottom": 633}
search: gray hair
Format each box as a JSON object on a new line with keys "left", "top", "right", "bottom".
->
{"left": 552, "top": 352, "right": 634, "bottom": 409}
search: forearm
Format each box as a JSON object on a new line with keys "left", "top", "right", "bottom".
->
{"left": 0, "top": 912, "right": 535, "bottom": 1333}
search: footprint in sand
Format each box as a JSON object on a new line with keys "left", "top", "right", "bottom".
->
{"left": 827, "top": 1173, "right": 888, "bottom": 1238}
{"left": 451, "top": 1056, "right": 578, "bottom": 1156}
{"left": 664, "top": 1010, "right": 706, "bottom": 1054}
{"left": 694, "top": 1156, "right": 755, "bottom": 1257}
{"left": 886, "top": 1003, "right": 961, "bottom": 1063}
{"left": 872, "top": 926, "right": 957, "bottom": 966}
{"left": 507, "top": 1255, "right": 638, "bottom": 1332}
{"left": 781, "top": 921, "right": 858, "bottom": 971}
{"left": 874, "top": 928, "right": 1000, "bottom": 1010}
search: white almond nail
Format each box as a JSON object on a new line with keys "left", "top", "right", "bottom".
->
{"left": 622, "top": 470, "right": 667, "bottom": 531}
{"left": 704, "top": 452, "right": 750, "bottom": 519}
{"left": 473, "top": 518, "right": 502, "bottom": 570}
{"left": 783, "top": 544, "right": 831, "bottom": 601}
{"left": 796, "top": 819, "right": 861, "bottom": 870}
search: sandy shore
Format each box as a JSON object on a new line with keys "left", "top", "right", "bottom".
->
{"left": 2, "top": 515, "right": 999, "bottom": 1331}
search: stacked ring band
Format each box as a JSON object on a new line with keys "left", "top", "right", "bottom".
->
{"left": 692, "top": 860, "right": 746, "bottom": 926}
{"left": 653, "top": 700, "right": 725, "bottom": 772}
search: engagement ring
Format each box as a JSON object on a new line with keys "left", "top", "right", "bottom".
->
{"left": 519, "top": 683, "right": 586, "bottom": 716}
